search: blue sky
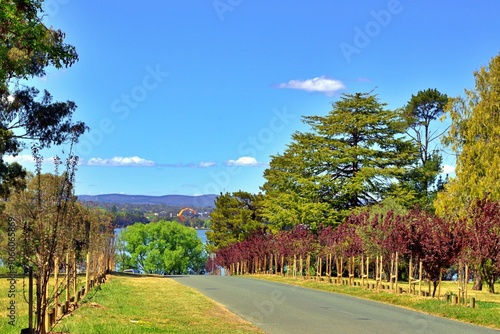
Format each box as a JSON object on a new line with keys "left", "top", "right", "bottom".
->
{"left": 8, "top": 0, "right": 500, "bottom": 196}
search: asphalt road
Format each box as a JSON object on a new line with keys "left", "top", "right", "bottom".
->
{"left": 170, "top": 275, "right": 499, "bottom": 334}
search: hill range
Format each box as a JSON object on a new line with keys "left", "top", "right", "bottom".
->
{"left": 77, "top": 194, "right": 218, "bottom": 208}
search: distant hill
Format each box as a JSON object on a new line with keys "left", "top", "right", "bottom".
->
{"left": 77, "top": 194, "right": 218, "bottom": 208}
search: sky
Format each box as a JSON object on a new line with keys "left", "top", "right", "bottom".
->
{"left": 7, "top": 0, "right": 500, "bottom": 196}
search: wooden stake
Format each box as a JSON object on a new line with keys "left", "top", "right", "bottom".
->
{"left": 419, "top": 260, "right": 423, "bottom": 297}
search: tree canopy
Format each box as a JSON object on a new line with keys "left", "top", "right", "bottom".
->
{"left": 119, "top": 220, "right": 206, "bottom": 275}
{"left": 261, "top": 91, "right": 418, "bottom": 228}
{"left": 401, "top": 88, "right": 448, "bottom": 210}
{"left": 0, "top": 0, "right": 86, "bottom": 199}
{"left": 435, "top": 52, "right": 500, "bottom": 217}
{"left": 206, "top": 191, "right": 264, "bottom": 251}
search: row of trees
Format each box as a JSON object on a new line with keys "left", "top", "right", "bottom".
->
{"left": 0, "top": 3, "right": 100, "bottom": 333}
{"left": 2, "top": 163, "right": 115, "bottom": 333}
{"left": 211, "top": 198, "right": 500, "bottom": 296}
{"left": 207, "top": 52, "right": 500, "bottom": 293}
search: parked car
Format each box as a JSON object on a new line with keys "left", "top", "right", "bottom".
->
{"left": 123, "top": 269, "right": 139, "bottom": 274}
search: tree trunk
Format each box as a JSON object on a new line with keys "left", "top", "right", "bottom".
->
{"left": 472, "top": 273, "right": 483, "bottom": 291}
{"left": 487, "top": 276, "right": 496, "bottom": 293}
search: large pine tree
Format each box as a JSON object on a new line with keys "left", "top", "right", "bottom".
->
{"left": 261, "top": 91, "right": 417, "bottom": 229}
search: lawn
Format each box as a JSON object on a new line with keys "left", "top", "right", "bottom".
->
{"left": 0, "top": 274, "right": 264, "bottom": 334}
{"left": 250, "top": 274, "right": 500, "bottom": 330}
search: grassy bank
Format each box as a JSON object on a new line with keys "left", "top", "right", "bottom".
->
{"left": 1, "top": 274, "right": 264, "bottom": 334}
{"left": 251, "top": 274, "right": 500, "bottom": 330}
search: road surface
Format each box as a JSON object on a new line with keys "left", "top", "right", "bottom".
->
{"left": 170, "top": 275, "right": 499, "bottom": 334}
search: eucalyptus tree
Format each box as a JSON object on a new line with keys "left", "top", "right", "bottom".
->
{"left": 0, "top": 0, "right": 87, "bottom": 199}
{"left": 262, "top": 91, "right": 418, "bottom": 228}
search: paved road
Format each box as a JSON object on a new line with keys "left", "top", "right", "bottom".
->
{"left": 170, "top": 275, "right": 499, "bottom": 334}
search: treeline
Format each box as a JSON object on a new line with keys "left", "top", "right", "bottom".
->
{"left": 207, "top": 53, "right": 500, "bottom": 293}
{"left": 82, "top": 202, "right": 212, "bottom": 228}
{"left": 2, "top": 170, "right": 115, "bottom": 332}
{"left": 210, "top": 198, "right": 500, "bottom": 296}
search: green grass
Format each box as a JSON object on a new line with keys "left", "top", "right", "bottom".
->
{"left": 0, "top": 274, "right": 264, "bottom": 334}
{"left": 250, "top": 274, "right": 500, "bottom": 330}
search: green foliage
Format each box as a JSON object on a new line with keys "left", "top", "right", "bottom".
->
{"left": 0, "top": 0, "right": 86, "bottom": 200}
{"left": 120, "top": 220, "right": 206, "bottom": 274}
{"left": 207, "top": 191, "right": 264, "bottom": 251}
{"left": 400, "top": 88, "right": 449, "bottom": 211}
{"left": 436, "top": 53, "right": 500, "bottom": 217}
{"left": 262, "top": 91, "right": 417, "bottom": 228}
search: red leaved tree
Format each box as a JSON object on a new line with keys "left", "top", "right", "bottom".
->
{"left": 462, "top": 198, "right": 500, "bottom": 293}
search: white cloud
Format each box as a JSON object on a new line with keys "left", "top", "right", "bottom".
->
{"left": 226, "top": 156, "right": 259, "bottom": 166}
{"left": 4, "top": 155, "right": 37, "bottom": 164}
{"left": 3, "top": 154, "right": 61, "bottom": 164}
{"left": 441, "top": 164, "right": 456, "bottom": 174}
{"left": 198, "top": 161, "right": 216, "bottom": 168}
{"left": 86, "top": 156, "right": 155, "bottom": 167}
{"left": 277, "top": 76, "right": 345, "bottom": 95}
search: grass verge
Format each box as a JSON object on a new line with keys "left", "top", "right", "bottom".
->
{"left": 1, "top": 274, "right": 264, "bottom": 334}
{"left": 250, "top": 274, "right": 500, "bottom": 330}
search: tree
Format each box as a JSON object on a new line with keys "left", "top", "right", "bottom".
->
{"left": 460, "top": 199, "right": 500, "bottom": 293}
{"left": 5, "top": 168, "right": 79, "bottom": 333}
{"left": 262, "top": 91, "right": 417, "bottom": 227}
{"left": 401, "top": 89, "right": 449, "bottom": 210}
{"left": 0, "top": 0, "right": 86, "bottom": 199}
{"left": 120, "top": 221, "right": 206, "bottom": 275}
{"left": 435, "top": 53, "right": 500, "bottom": 216}
{"left": 261, "top": 147, "right": 339, "bottom": 231}
{"left": 206, "top": 191, "right": 264, "bottom": 252}
{"left": 405, "top": 210, "right": 463, "bottom": 297}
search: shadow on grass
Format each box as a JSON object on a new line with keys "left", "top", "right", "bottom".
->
{"left": 110, "top": 271, "right": 194, "bottom": 279}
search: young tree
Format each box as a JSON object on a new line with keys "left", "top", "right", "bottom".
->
{"left": 461, "top": 199, "right": 500, "bottom": 293}
{"left": 436, "top": 53, "right": 500, "bottom": 217}
{"left": 5, "top": 161, "right": 79, "bottom": 333}
{"left": 405, "top": 210, "right": 463, "bottom": 297}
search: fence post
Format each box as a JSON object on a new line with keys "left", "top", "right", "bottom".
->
{"left": 85, "top": 252, "right": 91, "bottom": 294}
